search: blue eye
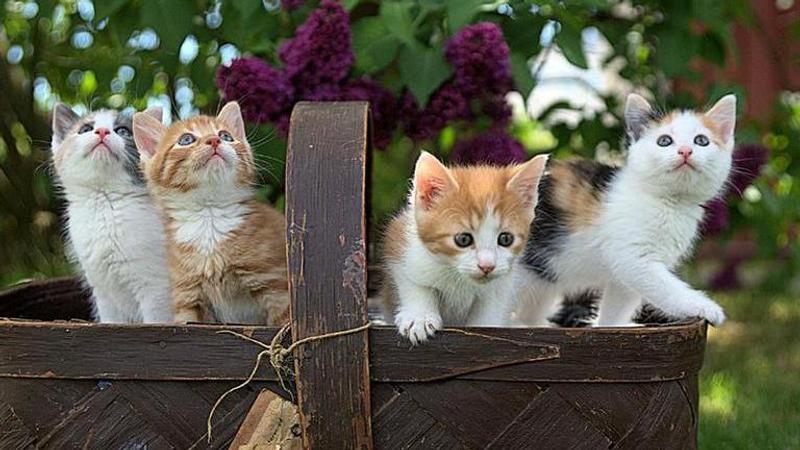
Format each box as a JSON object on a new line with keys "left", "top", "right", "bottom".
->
{"left": 454, "top": 233, "right": 473, "bottom": 248}
{"left": 114, "top": 126, "right": 131, "bottom": 137}
{"left": 656, "top": 135, "right": 673, "bottom": 147}
{"left": 177, "top": 133, "right": 196, "bottom": 146}
{"left": 694, "top": 134, "right": 709, "bottom": 146}
{"left": 497, "top": 232, "right": 514, "bottom": 247}
{"left": 78, "top": 123, "right": 93, "bottom": 134}
{"left": 219, "top": 130, "right": 234, "bottom": 142}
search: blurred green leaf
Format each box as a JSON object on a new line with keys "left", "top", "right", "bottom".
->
{"left": 445, "top": 0, "right": 483, "bottom": 31}
{"left": 510, "top": 52, "right": 534, "bottom": 96}
{"left": 139, "top": 0, "right": 195, "bottom": 51}
{"left": 557, "top": 27, "right": 588, "bottom": 69}
{"left": 352, "top": 17, "right": 402, "bottom": 73}
{"left": 380, "top": 2, "right": 417, "bottom": 47}
{"left": 95, "top": 0, "right": 129, "bottom": 20}
{"left": 398, "top": 45, "right": 452, "bottom": 105}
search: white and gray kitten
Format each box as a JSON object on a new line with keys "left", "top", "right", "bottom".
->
{"left": 51, "top": 104, "right": 173, "bottom": 323}
{"left": 516, "top": 94, "right": 736, "bottom": 327}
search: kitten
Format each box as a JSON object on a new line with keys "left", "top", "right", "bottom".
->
{"left": 51, "top": 104, "right": 173, "bottom": 323}
{"left": 132, "top": 102, "right": 289, "bottom": 324}
{"left": 381, "top": 152, "right": 549, "bottom": 343}
{"left": 515, "top": 94, "right": 736, "bottom": 327}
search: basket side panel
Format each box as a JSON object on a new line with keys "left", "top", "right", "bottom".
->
{"left": 0, "top": 378, "right": 286, "bottom": 450}
{"left": 371, "top": 379, "right": 698, "bottom": 450}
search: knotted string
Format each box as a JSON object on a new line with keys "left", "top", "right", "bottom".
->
{"left": 206, "top": 322, "right": 371, "bottom": 443}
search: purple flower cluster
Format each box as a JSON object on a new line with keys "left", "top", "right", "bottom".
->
{"left": 450, "top": 129, "right": 527, "bottom": 166}
{"left": 216, "top": 58, "right": 294, "bottom": 124}
{"left": 403, "top": 22, "right": 522, "bottom": 154}
{"left": 444, "top": 22, "right": 513, "bottom": 96}
{"left": 217, "top": 9, "right": 521, "bottom": 155}
{"left": 278, "top": 0, "right": 353, "bottom": 91}
{"left": 217, "top": 0, "right": 401, "bottom": 148}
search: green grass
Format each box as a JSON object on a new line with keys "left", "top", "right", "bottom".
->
{"left": 699, "top": 291, "right": 800, "bottom": 449}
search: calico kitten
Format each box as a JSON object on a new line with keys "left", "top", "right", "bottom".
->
{"left": 382, "top": 152, "right": 549, "bottom": 343}
{"left": 51, "top": 104, "right": 173, "bottom": 323}
{"left": 132, "top": 102, "right": 289, "bottom": 324}
{"left": 516, "top": 94, "right": 736, "bottom": 327}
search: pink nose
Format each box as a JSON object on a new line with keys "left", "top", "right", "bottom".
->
{"left": 478, "top": 263, "right": 495, "bottom": 275}
{"left": 678, "top": 146, "right": 693, "bottom": 159}
{"left": 95, "top": 128, "right": 110, "bottom": 140}
{"left": 207, "top": 136, "right": 221, "bottom": 148}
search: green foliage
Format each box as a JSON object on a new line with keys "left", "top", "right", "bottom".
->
{"left": 0, "top": 0, "right": 796, "bottom": 291}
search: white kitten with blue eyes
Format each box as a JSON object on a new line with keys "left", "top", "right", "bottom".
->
{"left": 516, "top": 94, "right": 736, "bottom": 327}
{"left": 51, "top": 104, "right": 173, "bottom": 323}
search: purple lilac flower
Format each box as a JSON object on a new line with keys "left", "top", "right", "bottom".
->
{"left": 481, "top": 94, "right": 512, "bottom": 126}
{"left": 709, "top": 258, "right": 742, "bottom": 291}
{"left": 701, "top": 197, "right": 730, "bottom": 236}
{"left": 341, "top": 78, "right": 398, "bottom": 149}
{"left": 450, "top": 129, "right": 527, "bottom": 166}
{"left": 444, "top": 22, "right": 513, "bottom": 97}
{"left": 281, "top": 0, "right": 305, "bottom": 11}
{"left": 216, "top": 57, "right": 294, "bottom": 124}
{"left": 403, "top": 82, "right": 470, "bottom": 141}
{"left": 729, "top": 144, "right": 768, "bottom": 195}
{"left": 278, "top": 0, "right": 354, "bottom": 93}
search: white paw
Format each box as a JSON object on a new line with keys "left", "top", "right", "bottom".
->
{"left": 395, "top": 311, "right": 443, "bottom": 345}
{"left": 687, "top": 292, "right": 726, "bottom": 326}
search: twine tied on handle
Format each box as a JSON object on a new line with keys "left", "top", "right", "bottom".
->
{"left": 206, "top": 322, "right": 372, "bottom": 443}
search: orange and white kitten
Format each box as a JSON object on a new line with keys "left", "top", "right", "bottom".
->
{"left": 381, "top": 152, "right": 549, "bottom": 343}
{"left": 132, "top": 102, "right": 289, "bottom": 324}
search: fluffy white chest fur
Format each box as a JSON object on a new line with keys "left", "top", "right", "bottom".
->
{"left": 168, "top": 202, "right": 249, "bottom": 255}
{"left": 67, "top": 189, "right": 173, "bottom": 323}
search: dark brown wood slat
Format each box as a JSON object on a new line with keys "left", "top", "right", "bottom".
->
{"left": 399, "top": 380, "right": 544, "bottom": 448}
{"left": 487, "top": 388, "right": 612, "bottom": 450}
{"left": 549, "top": 382, "right": 659, "bottom": 442}
{"left": 614, "top": 381, "right": 696, "bottom": 450}
{"left": 0, "top": 277, "right": 92, "bottom": 321}
{"left": 372, "top": 392, "right": 468, "bottom": 450}
{"left": 0, "top": 321, "right": 706, "bottom": 383}
{"left": 0, "top": 401, "right": 37, "bottom": 449}
{"left": 285, "top": 101, "right": 373, "bottom": 449}
{"left": 37, "top": 384, "right": 172, "bottom": 450}
{"left": 188, "top": 385, "right": 261, "bottom": 450}
{"left": 0, "top": 378, "right": 97, "bottom": 440}
{"left": 371, "top": 323, "right": 706, "bottom": 382}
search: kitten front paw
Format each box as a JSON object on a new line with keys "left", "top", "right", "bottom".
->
{"left": 687, "top": 293, "right": 726, "bottom": 326}
{"left": 395, "top": 311, "right": 443, "bottom": 345}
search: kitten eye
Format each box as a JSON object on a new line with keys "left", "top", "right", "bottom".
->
{"left": 114, "top": 126, "right": 131, "bottom": 138}
{"left": 497, "top": 232, "right": 514, "bottom": 247}
{"left": 177, "top": 133, "right": 196, "bottom": 146}
{"left": 656, "top": 135, "right": 673, "bottom": 147}
{"left": 219, "top": 130, "right": 234, "bottom": 142}
{"left": 78, "top": 124, "right": 93, "bottom": 134}
{"left": 694, "top": 134, "right": 709, "bottom": 146}
{"left": 453, "top": 233, "right": 474, "bottom": 248}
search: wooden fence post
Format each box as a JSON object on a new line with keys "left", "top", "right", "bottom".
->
{"left": 285, "top": 101, "right": 373, "bottom": 449}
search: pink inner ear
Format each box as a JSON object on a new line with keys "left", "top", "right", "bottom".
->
{"left": 417, "top": 176, "right": 448, "bottom": 209}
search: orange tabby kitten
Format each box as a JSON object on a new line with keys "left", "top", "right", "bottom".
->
{"left": 381, "top": 152, "right": 548, "bottom": 343}
{"left": 132, "top": 102, "right": 289, "bottom": 324}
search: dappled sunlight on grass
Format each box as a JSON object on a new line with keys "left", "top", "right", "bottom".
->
{"left": 699, "top": 291, "right": 800, "bottom": 449}
{"left": 700, "top": 372, "right": 736, "bottom": 420}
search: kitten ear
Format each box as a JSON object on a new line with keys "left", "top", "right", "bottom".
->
{"left": 142, "top": 106, "right": 163, "bottom": 123}
{"left": 624, "top": 93, "right": 653, "bottom": 141}
{"left": 52, "top": 103, "right": 79, "bottom": 146}
{"left": 507, "top": 154, "right": 549, "bottom": 208}
{"left": 705, "top": 94, "right": 737, "bottom": 145}
{"left": 132, "top": 111, "right": 167, "bottom": 162}
{"left": 413, "top": 151, "right": 458, "bottom": 210}
{"left": 216, "top": 101, "right": 246, "bottom": 142}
